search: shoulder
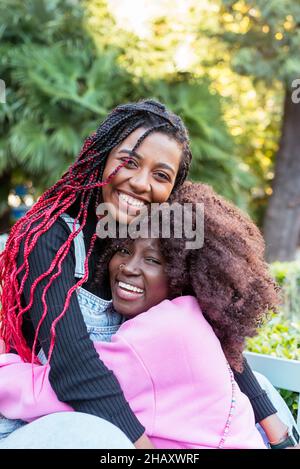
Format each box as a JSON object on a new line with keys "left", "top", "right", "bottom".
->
{"left": 145, "top": 295, "right": 206, "bottom": 329}
{"left": 116, "top": 295, "right": 222, "bottom": 366}
{"left": 22, "top": 215, "right": 71, "bottom": 243}
{"left": 17, "top": 215, "right": 74, "bottom": 265}
{"left": 111, "top": 296, "right": 220, "bottom": 387}
{"left": 118, "top": 295, "right": 209, "bottom": 341}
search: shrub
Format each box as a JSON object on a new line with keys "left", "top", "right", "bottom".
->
{"left": 270, "top": 261, "right": 300, "bottom": 321}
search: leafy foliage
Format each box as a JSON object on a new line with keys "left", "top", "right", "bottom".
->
{"left": 270, "top": 261, "right": 300, "bottom": 321}
{"left": 220, "top": 0, "right": 300, "bottom": 85}
{"left": 247, "top": 314, "right": 300, "bottom": 360}
{"left": 0, "top": 0, "right": 138, "bottom": 213}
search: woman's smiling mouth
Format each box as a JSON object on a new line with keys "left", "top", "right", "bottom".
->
{"left": 115, "top": 280, "right": 145, "bottom": 301}
{"left": 115, "top": 190, "right": 148, "bottom": 216}
{"left": 118, "top": 191, "right": 147, "bottom": 208}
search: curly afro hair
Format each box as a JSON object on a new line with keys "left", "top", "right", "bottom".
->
{"left": 163, "top": 182, "right": 279, "bottom": 371}
{"left": 94, "top": 181, "right": 279, "bottom": 371}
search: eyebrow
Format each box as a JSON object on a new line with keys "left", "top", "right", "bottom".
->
{"left": 143, "top": 243, "right": 164, "bottom": 256}
{"left": 145, "top": 246, "right": 161, "bottom": 254}
{"left": 118, "top": 149, "right": 176, "bottom": 175}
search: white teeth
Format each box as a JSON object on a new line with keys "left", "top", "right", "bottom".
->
{"left": 119, "top": 192, "right": 146, "bottom": 208}
{"left": 118, "top": 281, "right": 144, "bottom": 294}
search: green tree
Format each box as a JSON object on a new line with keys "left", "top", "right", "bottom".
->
{"left": 0, "top": 0, "right": 136, "bottom": 230}
{"left": 220, "top": 0, "right": 300, "bottom": 261}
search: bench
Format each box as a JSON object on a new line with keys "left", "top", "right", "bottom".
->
{"left": 244, "top": 351, "right": 300, "bottom": 429}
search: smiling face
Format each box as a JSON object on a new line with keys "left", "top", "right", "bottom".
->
{"left": 109, "top": 238, "right": 169, "bottom": 318}
{"left": 101, "top": 127, "right": 182, "bottom": 224}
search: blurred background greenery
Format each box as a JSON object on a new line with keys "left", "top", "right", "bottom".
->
{"left": 1, "top": 0, "right": 300, "bottom": 262}
{"left": 1, "top": 0, "right": 300, "bottom": 411}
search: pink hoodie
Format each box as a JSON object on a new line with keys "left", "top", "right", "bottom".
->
{"left": 0, "top": 296, "right": 265, "bottom": 448}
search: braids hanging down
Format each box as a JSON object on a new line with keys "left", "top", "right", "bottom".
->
{"left": 0, "top": 98, "right": 192, "bottom": 364}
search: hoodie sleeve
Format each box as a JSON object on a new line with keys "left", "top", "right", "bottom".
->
{"left": 0, "top": 354, "right": 71, "bottom": 421}
{"left": 0, "top": 331, "right": 155, "bottom": 434}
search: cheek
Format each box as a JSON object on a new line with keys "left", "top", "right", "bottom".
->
{"left": 101, "top": 168, "right": 124, "bottom": 203}
{"left": 102, "top": 154, "right": 124, "bottom": 186}
{"left": 151, "top": 183, "right": 174, "bottom": 203}
{"left": 148, "top": 274, "right": 169, "bottom": 299}
{"left": 101, "top": 162, "right": 113, "bottom": 202}
{"left": 108, "top": 258, "right": 118, "bottom": 281}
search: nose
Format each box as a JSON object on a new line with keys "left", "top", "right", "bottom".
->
{"left": 128, "top": 169, "right": 151, "bottom": 194}
{"left": 119, "top": 256, "right": 141, "bottom": 276}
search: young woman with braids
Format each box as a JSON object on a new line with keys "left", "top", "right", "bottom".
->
{"left": 0, "top": 182, "right": 294, "bottom": 448}
{"left": 0, "top": 100, "right": 290, "bottom": 448}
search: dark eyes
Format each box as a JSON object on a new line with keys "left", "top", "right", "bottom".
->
{"left": 116, "top": 247, "right": 161, "bottom": 265}
{"left": 120, "top": 157, "right": 137, "bottom": 169}
{"left": 119, "top": 158, "right": 171, "bottom": 182}
{"left": 155, "top": 171, "right": 169, "bottom": 181}
{"left": 118, "top": 247, "right": 130, "bottom": 256}
{"left": 122, "top": 158, "right": 137, "bottom": 168}
{"left": 147, "top": 258, "right": 161, "bottom": 265}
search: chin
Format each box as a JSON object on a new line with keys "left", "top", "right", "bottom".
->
{"left": 116, "top": 306, "right": 142, "bottom": 319}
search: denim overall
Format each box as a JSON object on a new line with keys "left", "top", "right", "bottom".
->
{"left": 0, "top": 213, "right": 124, "bottom": 439}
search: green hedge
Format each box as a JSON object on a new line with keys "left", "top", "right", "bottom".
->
{"left": 270, "top": 261, "right": 300, "bottom": 321}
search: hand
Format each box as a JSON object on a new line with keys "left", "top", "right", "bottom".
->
{"left": 134, "top": 433, "right": 155, "bottom": 449}
{"left": 0, "top": 338, "right": 5, "bottom": 354}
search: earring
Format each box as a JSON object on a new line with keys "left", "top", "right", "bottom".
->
{"left": 119, "top": 264, "right": 125, "bottom": 270}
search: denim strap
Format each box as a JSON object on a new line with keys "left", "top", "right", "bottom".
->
{"left": 60, "top": 213, "right": 86, "bottom": 278}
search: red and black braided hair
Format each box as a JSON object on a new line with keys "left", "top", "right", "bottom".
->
{"left": 0, "top": 99, "right": 192, "bottom": 364}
